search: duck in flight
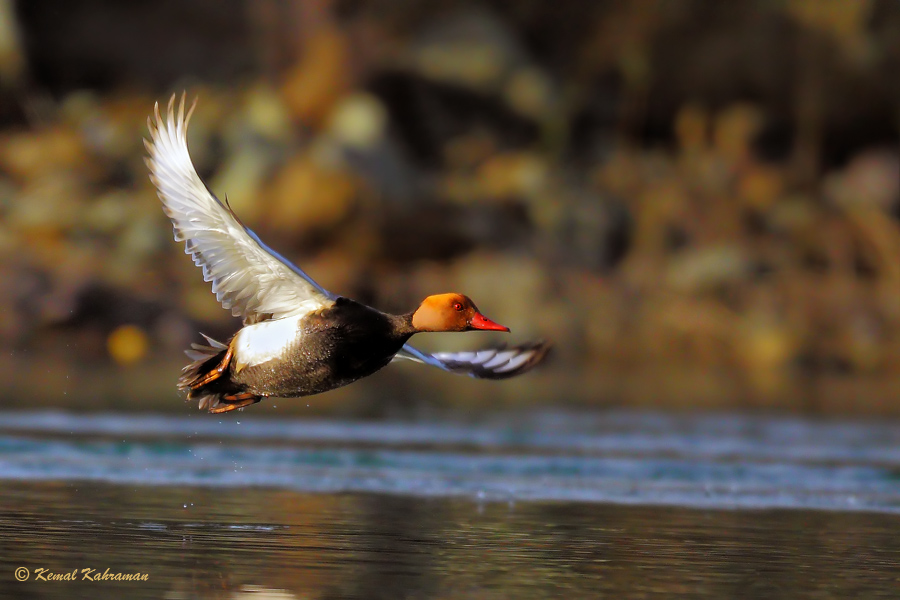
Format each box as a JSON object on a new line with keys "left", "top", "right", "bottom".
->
{"left": 145, "top": 95, "right": 550, "bottom": 413}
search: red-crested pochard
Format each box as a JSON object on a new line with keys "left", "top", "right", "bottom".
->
{"left": 146, "top": 95, "right": 550, "bottom": 413}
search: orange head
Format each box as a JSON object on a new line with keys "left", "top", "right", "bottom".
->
{"left": 411, "top": 293, "right": 510, "bottom": 333}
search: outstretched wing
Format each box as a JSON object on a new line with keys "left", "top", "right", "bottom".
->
{"left": 145, "top": 94, "right": 335, "bottom": 323}
{"left": 395, "top": 341, "right": 550, "bottom": 379}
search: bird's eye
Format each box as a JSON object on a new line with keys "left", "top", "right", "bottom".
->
{"left": 452, "top": 302, "right": 463, "bottom": 311}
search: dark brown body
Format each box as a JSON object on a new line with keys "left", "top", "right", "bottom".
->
{"left": 197, "top": 298, "right": 414, "bottom": 401}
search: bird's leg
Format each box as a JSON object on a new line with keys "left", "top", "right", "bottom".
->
{"left": 208, "top": 392, "right": 261, "bottom": 414}
{"left": 191, "top": 345, "right": 234, "bottom": 389}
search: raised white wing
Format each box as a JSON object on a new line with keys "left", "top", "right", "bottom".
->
{"left": 146, "top": 94, "right": 335, "bottom": 323}
{"left": 394, "top": 341, "right": 550, "bottom": 379}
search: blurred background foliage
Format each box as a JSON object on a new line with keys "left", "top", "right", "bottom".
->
{"left": 0, "top": 0, "right": 897, "bottom": 415}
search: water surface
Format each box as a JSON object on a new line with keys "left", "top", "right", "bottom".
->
{"left": 2, "top": 410, "right": 900, "bottom": 598}
{"left": 3, "top": 410, "right": 900, "bottom": 512}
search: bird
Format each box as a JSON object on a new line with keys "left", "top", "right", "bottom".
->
{"left": 145, "top": 95, "right": 550, "bottom": 413}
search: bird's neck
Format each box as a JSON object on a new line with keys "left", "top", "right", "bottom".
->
{"left": 390, "top": 312, "right": 418, "bottom": 338}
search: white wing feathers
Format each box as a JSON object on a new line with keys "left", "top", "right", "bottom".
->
{"left": 145, "top": 95, "right": 334, "bottom": 324}
{"left": 395, "top": 341, "right": 550, "bottom": 379}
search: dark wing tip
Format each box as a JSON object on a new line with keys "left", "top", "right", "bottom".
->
{"left": 433, "top": 340, "right": 552, "bottom": 380}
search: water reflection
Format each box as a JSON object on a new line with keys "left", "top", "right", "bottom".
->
{"left": 2, "top": 482, "right": 899, "bottom": 599}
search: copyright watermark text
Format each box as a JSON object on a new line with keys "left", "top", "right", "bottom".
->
{"left": 15, "top": 567, "right": 149, "bottom": 582}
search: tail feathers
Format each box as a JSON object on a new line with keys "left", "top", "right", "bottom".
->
{"left": 177, "top": 334, "right": 228, "bottom": 391}
{"left": 192, "top": 390, "right": 223, "bottom": 412}
{"left": 178, "top": 334, "right": 258, "bottom": 412}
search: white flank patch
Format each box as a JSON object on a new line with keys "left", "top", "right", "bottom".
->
{"left": 233, "top": 314, "right": 304, "bottom": 371}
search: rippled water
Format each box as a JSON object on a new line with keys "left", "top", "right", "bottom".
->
{"left": 2, "top": 410, "right": 900, "bottom": 598}
{"left": 3, "top": 410, "right": 900, "bottom": 511}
